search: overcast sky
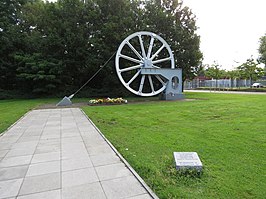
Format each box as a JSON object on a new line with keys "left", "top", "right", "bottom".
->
{"left": 183, "top": 0, "right": 266, "bottom": 70}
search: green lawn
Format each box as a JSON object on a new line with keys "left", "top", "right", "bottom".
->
{"left": 1, "top": 93, "right": 265, "bottom": 198}
{"left": 0, "top": 99, "right": 57, "bottom": 133}
{"left": 83, "top": 93, "right": 266, "bottom": 199}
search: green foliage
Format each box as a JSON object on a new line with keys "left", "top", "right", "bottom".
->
{"left": 258, "top": 34, "right": 266, "bottom": 74}
{"left": 0, "top": 0, "right": 29, "bottom": 89}
{"left": 15, "top": 53, "right": 62, "bottom": 94}
{"left": 237, "top": 58, "right": 264, "bottom": 85}
{"left": 205, "top": 62, "right": 226, "bottom": 88}
{"left": 205, "top": 63, "right": 224, "bottom": 79}
{"left": 1, "top": 0, "right": 202, "bottom": 97}
{"left": 226, "top": 69, "right": 241, "bottom": 79}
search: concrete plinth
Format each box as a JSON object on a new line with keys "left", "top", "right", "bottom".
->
{"left": 159, "top": 93, "right": 184, "bottom": 100}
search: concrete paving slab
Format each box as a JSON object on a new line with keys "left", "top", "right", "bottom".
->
{"left": 0, "top": 136, "right": 20, "bottom": 144}
{"left": 0, "top": 150, "right": 8, "bottom": 158}
{"left": 19, "top": 172, "right": 60, "bottom": 195}
{"left": 0, "top": 165, "right": 28, "bottom": 181}
{"left": 0, "top": 155, "right": 32, "bottom": 168}
{"left": 95, "top": 163, "right": 132, "bottom": 181}
{"left": 61, "top": 132, "right": 80, "bottom": 138}
{"left": 31, "top": 152, "right": 60, "bottom": 164}
{"left": 35, "top": 144, "right": 60, "bottom": 154}
{"left": 11, "top": 141, "right": 38, "bottom": 149}
{"left": 62, "top": 136, "right": 83, "bottom": 143}
{"left": 22, "top": 131, "right": 42, "bottom": 137}
{"left": 61, "top": 142, "right": 86, "bottom": 151}
{"left": 84, "top": 139, "right": 106, "bottom": 148}
{"left": 61, "top": 150, "right": 89, "bottom": 160}
{"left": 5, "top": 147, "right": 36, "bottom": 158}
{"left": 62, "top": 167, "right": 99, "bottom": 187}
{"left": 101, "top": 176, "right": 147, "bottom": 199}
{"left": 0, "top": 142, "right": 13, "bottom": 150}
{"left": 40, "top": 134, "right": 60, "bottom": 140}
{"left": 62, "top": 182, "right": 106, "bottom": 199}
{"left": 0, "top": 178, "right": 23, "bottom": 199}
{"left": 17, "top": 136, "right": 40, "bottom": 143}
{"left": 17, "top": 189, "right": 61, "bottom": 199}
{"left": 7, "top": 129, "right": 25, "bottom": 134}
{"left": 26, "top": 161, "right": 60, "bottom": 177}
{"left": 90, "top": 152, "right": 121, "bottom": 167}
{"left": 128, "top": 194, "right": 153, "bottom": 199}
{"left": 62, "top": 157, "right": 93, "bottom": 171}
{"left": 38, "top": 139, "right": 60, "bottom": 146}
{"left": 87, "top": 145, "right": 113, "bottom": 156}
{"left": 0, "top": 108, "right": 158, "bottom": 199}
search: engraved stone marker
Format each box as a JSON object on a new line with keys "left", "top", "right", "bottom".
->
{"left": 173, "top": 152, "right": 202, "bottom": 171}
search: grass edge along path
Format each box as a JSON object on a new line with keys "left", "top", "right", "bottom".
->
{"left": 0, "top": 98, "right": 92, "bottom": 134}
{"left": 82, "top": 92, "right": 266, "bottom": 199}
{"left": 0, "top": 99, "right": 57, "bottom": 134}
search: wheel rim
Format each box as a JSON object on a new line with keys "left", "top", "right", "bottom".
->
{"left": 115, "top": 31, "right": 175, "bottom": 96}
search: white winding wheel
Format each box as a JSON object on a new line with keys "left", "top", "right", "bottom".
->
{"left": 115, "top": 31, "right": 175, "bottom": 96}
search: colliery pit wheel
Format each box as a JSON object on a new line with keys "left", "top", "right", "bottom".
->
{"left": 115, "top": 31, "right": 175, "bottom": 97}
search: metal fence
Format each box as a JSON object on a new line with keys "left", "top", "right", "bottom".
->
{"left": 184, "top": 79, "right": 252, "bottom": 90}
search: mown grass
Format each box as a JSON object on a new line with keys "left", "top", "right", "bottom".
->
{"left": 0, "top": 99, "right": 58, "bottom": 134}
{"left": 83, "top": 92, "right": 266, "bottom": 198}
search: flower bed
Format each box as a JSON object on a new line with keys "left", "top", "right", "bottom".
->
{"left": 89, "top": 97, "right": 127, "bottom": 105}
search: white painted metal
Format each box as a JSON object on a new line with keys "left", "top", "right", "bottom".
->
{"left": 115, "top": 31, "right": 175, "bottom": 96}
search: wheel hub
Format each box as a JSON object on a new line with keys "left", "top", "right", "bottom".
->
{"left": 143, "top": 59, "right": 153, "bottom": 68}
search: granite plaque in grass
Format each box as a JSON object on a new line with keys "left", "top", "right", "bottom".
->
{"left": 173, "top": 152, "right": 202, "bottom": 171}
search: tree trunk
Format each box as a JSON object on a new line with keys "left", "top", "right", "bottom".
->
{"left": 182, "top": 80, "right": 185, "bottom": 92}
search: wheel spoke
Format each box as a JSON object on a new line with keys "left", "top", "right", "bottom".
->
{"left": 119, "top": 64, "right": 142, "bottom": 73}
{"left": 152, "top": 57, "right": 171, "bottom": 64}
{"left": 150, "top": 44, "right": 165, "bottom": 60}
{"left": 127, "top": 70, "right": 141, "bottom": 86}
{"left": 152, "top": 64, "right": 160, "bottom": 69}
{"left": 148, "top": 75, "right": 155, "bottom": 93}
{"left": 155, "top": 75, "right": 166, "bottom": 85}
{"left": 126, "top": 41, "right": 143, "bottom": 60}
{"left": 138, "top": 35, "right": 147, "bottom": 59}
{"left": 147, "top": 36, "right": 154, "bottom": 58}
{"left": 120, "top": 54, "right": 142, "bottom": 63}
{"left": 138, "top": 75, "right": 146, "bottom": 93}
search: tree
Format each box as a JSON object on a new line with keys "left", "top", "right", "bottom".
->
{"left": 88, "top": 0, "right": 137, "bottom": 96}
{"left": 205, "top": 62, "right": 225, "bottom": 88}
{"left": 237, "top": 58, "right": 264, "bottom": 87}
{"left": 1, "top": 0, "right": 202, "bottom": 97}
{"left": 141, "top": 0, "right": 203, "bottom": 88}
{"left": 258, "top": 34, "right": 266, "bottom": 75}
{"left": 16, "top": 0, "right": 105, "bottom": 94}
{"left": 226, "top": 69, "right": 241, "bottom": 88}
{"left": 0, "top": 0, "right": 29, "bottom": 90}
{"left": 15, "top": 53, "right": 63, "bottom": 94}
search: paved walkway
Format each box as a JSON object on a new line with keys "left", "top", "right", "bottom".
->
{"left": 0, "top": 108, "right": 157, "bottom": 199}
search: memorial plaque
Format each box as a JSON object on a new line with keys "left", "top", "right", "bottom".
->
{"left": 173, "top": 152, "right": 202, "bottom": 171}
